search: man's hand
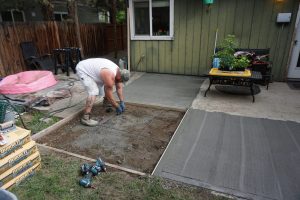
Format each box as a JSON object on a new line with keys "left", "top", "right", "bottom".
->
{"left": 120, "top": 101, "right": 125, "bottom": 112}
{"left": 116, "top": 105, "right": 123, "bottom": 115}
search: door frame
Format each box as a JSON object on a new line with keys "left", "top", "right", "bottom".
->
{"left": 287, "top": 3, "right": 300, "bottom": 79}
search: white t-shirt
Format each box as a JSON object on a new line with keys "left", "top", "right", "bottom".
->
{"left": 76, "top": 58, "right": 118, "bottom": 84}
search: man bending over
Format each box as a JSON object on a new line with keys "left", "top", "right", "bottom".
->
{"left": 76, "top": 58, "right": 130, "bottom": 126}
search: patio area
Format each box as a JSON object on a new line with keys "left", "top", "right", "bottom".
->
{"left": 4, "top": 72, "right": 300, "bottom": 200}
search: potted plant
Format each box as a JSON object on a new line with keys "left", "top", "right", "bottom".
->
{"left": 214, "top": 35, "right": 250, "bottom": 71}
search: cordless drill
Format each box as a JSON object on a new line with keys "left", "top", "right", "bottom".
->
{"left": 79, "top": 158, "right": 106, "bottom": 188}
{"left": 79, "top": 173, "right": 93, "bottom": 188}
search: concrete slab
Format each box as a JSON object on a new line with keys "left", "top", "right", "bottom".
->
{"left": 37, "top": 104, "right": 184, "bottom": 173}
{"left": 153, "top": 109, "right": 300, "bottom": 200}
{"left": 192, "top": 79, "right": 300, "bottom": 123}
{"left": 121, "top": 73, "right": 204, "bottom": 110}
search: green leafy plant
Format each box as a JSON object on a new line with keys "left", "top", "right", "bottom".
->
{"left": 232, "top": 56, "right": 250, "bottom": 71}
{"left": 214, "top": 35, "right": 250, "bottom": 71}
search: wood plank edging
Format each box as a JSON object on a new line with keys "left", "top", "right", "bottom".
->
{"left": 37, "top": 143, "right": 146, "bottom": 176}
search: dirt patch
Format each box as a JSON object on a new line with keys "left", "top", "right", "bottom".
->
{"left": 37, "top": 104, "right": 184, "bottom": 173}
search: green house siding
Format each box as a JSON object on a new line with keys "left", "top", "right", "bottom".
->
{"left": 130, "top": 0, "right": 299, "bottom": 81}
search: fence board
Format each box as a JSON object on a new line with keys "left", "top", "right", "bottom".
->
{"left": 0, "top": 22, "right": 127, "bottom": 77}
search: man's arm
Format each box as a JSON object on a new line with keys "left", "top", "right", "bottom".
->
{"left": 116, "top": 82, "right": 124, "bottom": 102}
{"left": 101, "top": 69, "right": 118, "bottom": 108}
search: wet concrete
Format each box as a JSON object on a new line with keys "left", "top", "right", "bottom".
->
{"left": 37, "top": 104, "right": 184, "bottom": 173}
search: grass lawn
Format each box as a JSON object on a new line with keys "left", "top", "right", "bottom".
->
{"left": 11, "top": 152, "right": 228, "bottom": 200}
{"left": 16, "top": 111, "right": 60, "bottom": 134}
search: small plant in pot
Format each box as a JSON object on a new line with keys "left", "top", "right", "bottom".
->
{"left": 232, "top": 56, "right": 251, "bottom": 71}
{"left": 214, "top": 35, "right": 250, "bottom": 71}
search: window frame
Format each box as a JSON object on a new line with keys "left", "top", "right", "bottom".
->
{"left": 129, "top": 0, "right": 174, "bottom": 41}
{"left": 1, "top": 9, "right": 26, "bottom": 22}
{"left": 53, "top": 11, "right": 68, "bottom": 21}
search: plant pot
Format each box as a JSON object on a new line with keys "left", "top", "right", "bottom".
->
{"left": 219, "top": 65, "right": 230, "bottom": 71}
{"left": 230, "top": 67, "right": 245, "bottom": 71}
{"left": 219, "top": 65, "right": 245, "bottom": 71}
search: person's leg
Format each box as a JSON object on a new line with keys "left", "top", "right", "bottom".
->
{"left": 77, "top": 71, "right": 99, "bottom": 126}
{"left": 84, "top": 95, "right": 96, "bottom": 114}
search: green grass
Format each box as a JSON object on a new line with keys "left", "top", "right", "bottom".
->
{"left": 11, "top": 154, "right": 227, "bottom": 200}
{"left": 16, "top": 111, "right": 60, "bottom": 134}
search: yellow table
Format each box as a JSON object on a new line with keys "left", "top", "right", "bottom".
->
{"left": 209, "top": 68, "right": 251, "bottom": 77}
{"left": 205, "top": 68, "right": 260, "bottom": 102}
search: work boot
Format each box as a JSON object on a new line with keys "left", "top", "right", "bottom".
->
{"left": 81, "top": 114, "right": 98, "bottom": 126}
{"left": 103, "top": 97, "right": 113, "bottom": 113}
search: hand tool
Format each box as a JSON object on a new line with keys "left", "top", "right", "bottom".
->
{"left": 96, "top": 158, "right": 106, "bottom": 172}
{"left": 79, "top": 173, "right": 94, "bottom": 188}
{"left": 80, "top": 163, "right": 91, "bottom": 175}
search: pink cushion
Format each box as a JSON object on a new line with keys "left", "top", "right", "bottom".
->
{"left": 0, "top": 71, "right": 57, "bottom": 94}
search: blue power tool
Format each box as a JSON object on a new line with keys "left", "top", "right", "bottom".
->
{"left": 79, "top": 157, "right": 106, "bottom": 188}
{"left": 96, "top": 158, "right": 106, "bottom": 172}
{"left": 79, "top": 173, "right": 94, "bottom": 188}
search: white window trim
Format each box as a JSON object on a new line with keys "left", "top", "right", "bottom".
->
{"left": 129, "top": 0, "right": 174, "bottom": 41}
{"left": 54, "top": 11, "right": 68, "bottom": 21}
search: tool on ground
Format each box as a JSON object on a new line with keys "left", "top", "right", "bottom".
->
{"left": 78, "top": 157, "right": 106, "bottom": 188}
{"left": 105, "top": 107, "right": 113, "bottom": 113}
{"left": 96, "top": 158, "right": 106, "bottom": 172}
{"left": 90, "top": 165, "right": 101, "bottom": 176}
{"left": 79, "top": 173, "right": 94, "bottom": 188}
{"left": 80, "top": 163, "right": 91, "bottom": 175}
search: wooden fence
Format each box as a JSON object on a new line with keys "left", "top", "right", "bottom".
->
{"left": 0, "top": 22, "right": 127, "bottom": 77}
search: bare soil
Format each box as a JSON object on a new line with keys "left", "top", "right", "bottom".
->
{"left": 37, "top": 104, "right": 184, "bottom": 173}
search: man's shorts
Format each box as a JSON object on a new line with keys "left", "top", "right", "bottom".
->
{"left": 76, "top": 70, "right": 104, "bottom": 96}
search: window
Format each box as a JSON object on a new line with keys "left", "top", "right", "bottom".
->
{"left": 1, "top": 10, "right": 25, "bottom": 22}
{"left": 98, "top": 11, "right": 110, "bottom": 23}
{"left": 129, "top": 0, "right": 174, "bottom": 40}
{"left": 54, "top": 12, "right": 68, "bottom": 21}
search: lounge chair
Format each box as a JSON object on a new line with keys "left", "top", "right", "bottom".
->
{"left": 20, "top": 41, "right": 54, "bottom": 71}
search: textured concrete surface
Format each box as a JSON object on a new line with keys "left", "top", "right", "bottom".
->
{"left": 192, "top": 79, "right": 300, "bottom": 123}
{"left": 153, "top": 109, "right": 300, "bottom": 200}
{"left": 122, "top": 73, "right": 204, "bottom": 110}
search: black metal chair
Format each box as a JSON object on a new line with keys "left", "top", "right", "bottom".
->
{"left": 53, "top": 47, "right": 81, "bottom": 76}
{"left": 20, "top": 41, "right": 54, "bottom": 71}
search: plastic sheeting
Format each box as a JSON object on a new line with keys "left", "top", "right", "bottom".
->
{"left": 0, "top": 71, "right": 57, "bottom": 94}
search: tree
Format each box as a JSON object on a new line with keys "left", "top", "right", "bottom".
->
{"left": 39, "top": 0, "right": 54, "bottom": 21}
{"left": 94, "top": 0, "right": 127, "bottom": 58}
{"left": 66, "top": 0, "right": 84, "bottom": 57}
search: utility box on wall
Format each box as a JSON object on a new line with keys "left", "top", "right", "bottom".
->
{"left": 277, "top": 13, "right": 292, "bottom": 23}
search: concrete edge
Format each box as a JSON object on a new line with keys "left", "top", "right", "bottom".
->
{"left": 151, "top": 108, "right": 190, "bottom": 175}
{"left": 128, "top": 102, "right": 186, "bottom": 113}
{"left": 160, "top": 171, "right": 274, "bottom": 200}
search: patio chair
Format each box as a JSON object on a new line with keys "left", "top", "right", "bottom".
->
{"left": 20, "top": 41, "right": 54, "bottom": 71}
{"left": 236, "top": 48, "right": 272, "bottom": 89}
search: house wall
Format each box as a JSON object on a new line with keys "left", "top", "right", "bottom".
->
{"left": 17, "top": 3, "right": 100, "bottom": 23}
{"left": 130, "top": 0, "right": 299, "bottom": 81}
